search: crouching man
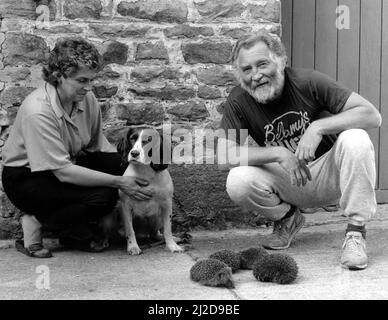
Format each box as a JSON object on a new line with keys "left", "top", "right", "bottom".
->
{"left": 218, "top": 30, "right": 381, "bottom": 270}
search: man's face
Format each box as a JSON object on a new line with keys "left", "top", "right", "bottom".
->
{"left": 237, "top": 41, "right": 286, "bottom": 104}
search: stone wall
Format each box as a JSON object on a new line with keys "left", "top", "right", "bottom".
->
{"left": 0, "top": 0, "right": 281, "bottom": 238}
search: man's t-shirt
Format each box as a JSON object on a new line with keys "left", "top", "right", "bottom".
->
{"left": 220, "top": 67, "right": 353, "bottom": 159}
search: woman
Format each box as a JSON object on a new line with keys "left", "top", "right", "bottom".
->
{"left": 1, "top": 37, "right": 152, "bottom": 257}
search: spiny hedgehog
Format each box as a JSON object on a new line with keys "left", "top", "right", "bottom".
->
{"left": 239, "top": 247, "right": 269, "bottom": 270}
{"left": 190, "top": 258, "right": 234, "bottom": 288}
{"left": 209, "top": 250, "right": 241, "bottom": 273}
{"left": 253, "top": 253, "right": 298, "bottom": 284}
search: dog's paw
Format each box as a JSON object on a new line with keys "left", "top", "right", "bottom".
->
{"left": 166, "top": 243, "right": 185, "bottom": 253}
{"left": 127, "top": 245, "right": 142, "bottom": 255}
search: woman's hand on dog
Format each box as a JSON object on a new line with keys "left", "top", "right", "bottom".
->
{"left": 118, "top": 176, "right": 153, "bottom": 201}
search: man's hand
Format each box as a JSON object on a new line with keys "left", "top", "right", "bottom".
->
{"left": 119, "top": 176, "right": 153, "bottom": 201}
{"left": 277, "top": 148, "right": 312, "bottom": 187}
{"left": 295, "top": 123, "right": 323, "bottom": 163}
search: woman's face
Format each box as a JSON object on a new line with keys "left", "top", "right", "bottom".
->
{"left": 58, "top": 66, "right": 97, "bottom": 103}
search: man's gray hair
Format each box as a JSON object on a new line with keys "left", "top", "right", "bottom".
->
{"left": 231, "top": 30, "right": 287, "bottom": 66}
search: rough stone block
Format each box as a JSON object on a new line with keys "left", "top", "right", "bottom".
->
{"left": 268, "top": 24, "right": 281, "bottom": 36}
{"left": 4, "top": 107, "right": 20, "bottom": 126}
{"left": 0, "top": 0, "right": 56, "bottom": 20}
{"left": 115, "top": 102, "right": 165, "bottom": 125}
{"left": 216, "top": 101, "right": 226, "bottom": 114}
{"left": 117, "top": 0, "right": 188, "bottom": 23}
{"left": 0, "top": 190, "right": 23, "bottom": 239}
{"left": 101, "top": 40, "right": 129, "bottom": 65}
{"left": 135, "top": 41, "right": 169, "bottom": 61}
{"left": 92, "top": 85, "right": 118, "bottom": 99}
{"left": 0, "top": 216, "right": 22, "bottom": 239}
{"left": 0, "top": 108, "right": 9, "bottom": 126}
{"left": 169, "top": 164, "right": 245, "bottom": 231}
{"left": 0, "top": 33, "right": 5, "bottom": 46}
{"left": 97, "top": 67, "right": 121, "bottom": 80}
{"left": 103, "top": 125, "right": 128, "bottom": 146}
{"left": 0, "top": 67, "right": 31, "bottom": 82}
{"left": 182, "top": 41, "right": 232, "bottom": 64}
{"left": 99, "top": 101, "right": 111, "bottom": 121}
{"left": 130, "top": 66, "right": 183, "bottom": 82}
{"left": 129, "top": 84, "right": 195, "bottom": 101}
{"left": 47, "top": 24, "right": 84, "bottom": 34}
{"left": 90, "top": 24, "right": 151, "bottom": 38}
{"left": 196, "top": 66, "right": 238, "bottom": 86}
{"left": 194, "top": 0, "right": 245, "bottom": 19}
{"left": 198, "top": 85, "right": 222, "bottom": 99}
{"left": 0, "top": 123, "right": 11, "bottom": 148}
{"left": 248, "top": 0, "right": 280, "bottom": 23}
{"left": 100, "top": 0, "right": 114, "bottom": 18}
{"left": 63, "top": 0, "right": 102, "bottom": 20}
{"left": 0, "top": 86, "right": 35, "bottom": 107}
{"left": 2, "top": 33, "right": 49, "bottom": 67}
{"left": 167, "top": 101, "right": 209, "bottom": 121}
{"left": 0, "top": 191, "right": 23, "bottom": 239}
{"left": 164, "top": 24, "right": 214, "bottom": 38}
{"left": 0, "top": 190, "right": 22, "bottom": 217}
{"left": 130, "top": 67, "right": 163, "bottom": 82}
{"left": 220, "top": 26, "right": 253, "bottom": 39}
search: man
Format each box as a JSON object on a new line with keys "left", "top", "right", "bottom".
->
{"left": 219, "top": 31, "right": 381, "bottom": 270}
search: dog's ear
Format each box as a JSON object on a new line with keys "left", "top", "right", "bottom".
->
{"left": 116, "top": 127, "right": 133, "bottom": 161}
{"left": 150, "top": 133, "right": 170, "bottom": 172}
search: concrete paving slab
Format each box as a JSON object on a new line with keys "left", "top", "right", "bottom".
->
{"left": 189, "top": 221, "right": 388, "bottom": 300}
{"left": 0, "top": 207, "right": 387, "bottom": 300}
{"left": 0, "top": 246, "right": 236, "bottom": 300}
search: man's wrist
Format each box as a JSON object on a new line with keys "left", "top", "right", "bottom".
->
{"left": 273, "top": 146, "right": 288, "bottom": 163}
{"left": 310, "top": 120, "right": 324, "bottom": 136}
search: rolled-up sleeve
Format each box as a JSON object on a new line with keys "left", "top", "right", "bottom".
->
{"left": 22, "top": 113, "right": 73, "bottom": 172}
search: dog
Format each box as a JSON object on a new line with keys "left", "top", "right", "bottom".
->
{"left": 102, "top": 126, "right": 184, "bottom": 255}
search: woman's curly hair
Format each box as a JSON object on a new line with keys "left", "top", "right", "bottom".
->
{"left": 42, "top": 37, "right": 102, "bottom": 86}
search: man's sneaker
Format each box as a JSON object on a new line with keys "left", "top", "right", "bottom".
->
{"left": 341, "top": 231, "right": 368, "bottom": 270}
{"left": 261, "top": 208, "right": 305, "bottom": 250}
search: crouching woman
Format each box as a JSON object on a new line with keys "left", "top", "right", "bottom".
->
{"left": 1, "top": 37, "right": 152, "bottom": 257}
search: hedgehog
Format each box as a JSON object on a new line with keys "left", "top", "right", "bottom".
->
{"left": 208, "top": 249, "right": 241, "bottom": 273}
{"left": 190, "top": 258, "right": 234, "bottom": 288}
{"left": 239, "top": 247, "right": 269, "bottom": 270}
{"left": 253, "top": 253, "right": 298, "bottom": 284}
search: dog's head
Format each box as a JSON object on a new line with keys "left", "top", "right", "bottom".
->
{"left": 117, "top": 126, "right": 170, "bottom": 172}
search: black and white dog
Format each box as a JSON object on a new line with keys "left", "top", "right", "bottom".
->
{"left": 102, "top": 126, "right": 184, "bottom": 255}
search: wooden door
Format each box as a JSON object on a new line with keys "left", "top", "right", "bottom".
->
{"left": 281, "top": 0, "right": 388, "bottom": 202}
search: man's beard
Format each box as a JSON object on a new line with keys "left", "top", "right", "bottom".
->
{"left": 240, "top": 68, "right": 285, "bottom": 104}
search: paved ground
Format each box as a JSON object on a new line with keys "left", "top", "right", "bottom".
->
{"left": 0, "top": 205, "right": 388, "bottom": 300}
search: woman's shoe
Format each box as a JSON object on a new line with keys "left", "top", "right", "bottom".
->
{"left": 15, "top": 239, "right": 53, "bottom": 258}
